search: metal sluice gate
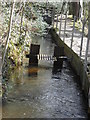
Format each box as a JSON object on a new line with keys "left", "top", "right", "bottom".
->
{"left": 29, "top": 54, "right": 69, "bottom": 62}
{"left": 26, "top": 44, "right": 71, "bottom": 67}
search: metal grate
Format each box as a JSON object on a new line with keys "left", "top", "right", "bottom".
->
{"left": 36, "top": 54, "right": 68, "bottom": 61}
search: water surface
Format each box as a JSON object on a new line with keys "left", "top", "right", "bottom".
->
{"left": 2, "top": 34, "right": 88, "bottom": 118}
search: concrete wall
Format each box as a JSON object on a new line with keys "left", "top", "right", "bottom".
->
{"left": 49, "top": 28, "right": 89, "bottom": 98}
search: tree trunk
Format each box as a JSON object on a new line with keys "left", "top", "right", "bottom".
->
{"left": 2, "top": 0, "right": 15, "bottom": 66}
{"left": 20, "top": 0, "right": 26, "bottom": 39}
{"left": 19, "top": 0, "right": 26, "bottom": 64}
{"left": 73, "top": 1, "right": 80, "bottom": 19}
{"left": 80, "top": 0, "right": 83, "bottom": 19}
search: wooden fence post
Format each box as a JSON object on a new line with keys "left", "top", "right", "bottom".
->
{"left": 2, "top": 0, "right": 15, "bottom": 67}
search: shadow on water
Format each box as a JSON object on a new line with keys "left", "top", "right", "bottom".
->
{"left": 2, "top": 33, "right": 88, "bottom": 118}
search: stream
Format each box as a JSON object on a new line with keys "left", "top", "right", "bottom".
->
{"left": 2, "top": 34, "right": 88, "bottom": 118}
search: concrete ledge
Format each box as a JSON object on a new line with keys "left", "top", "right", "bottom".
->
{"left": 49, "top": 28, "right": 90, "bottom": 115}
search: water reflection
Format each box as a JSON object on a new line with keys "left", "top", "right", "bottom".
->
{"left": 52, "top": 59, "right": 63, "bottom": 74}
{"left": 28, "top": 66, "right": 38, "bottom": 77}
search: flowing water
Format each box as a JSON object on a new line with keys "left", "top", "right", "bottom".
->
{"left": 2, "top": 34, "right": 88, "bottom": 118}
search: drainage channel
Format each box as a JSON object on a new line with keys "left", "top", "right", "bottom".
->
{"left": 2, "top": 33, "right": 88, "bottom": 118}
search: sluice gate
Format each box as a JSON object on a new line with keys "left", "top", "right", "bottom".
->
{"left": 26, "top": 44, "right": 67, "bottom": 70}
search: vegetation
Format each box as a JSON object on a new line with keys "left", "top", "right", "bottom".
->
{"left": 1, "top": 2, "right": 48, "bottom": 67}
{"left": 1, "top": 1, "right": 49, "bottom": 99}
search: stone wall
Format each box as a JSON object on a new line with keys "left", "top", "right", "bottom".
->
{"left": 50, "top": 28, "right": 89, "bottom": 98}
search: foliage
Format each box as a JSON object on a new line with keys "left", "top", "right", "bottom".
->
{"left": 1, "top": 1, "right": 89, "bottom": 66}
{"left": 1, "top": 2, "right": 50, "bottom": 66}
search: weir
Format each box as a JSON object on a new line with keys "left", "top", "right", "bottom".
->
{"left": 26, "top": 44, "right": 65, "bottom": 68}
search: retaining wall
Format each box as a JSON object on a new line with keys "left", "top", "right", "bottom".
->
{"left": 50, "top": 28, "right": 90, "bottom": 111}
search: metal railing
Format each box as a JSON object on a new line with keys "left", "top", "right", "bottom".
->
{"left": 52, "top": 11, "right": 90, "bottom": 74}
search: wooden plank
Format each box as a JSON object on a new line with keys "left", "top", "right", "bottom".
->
{"left": 53, "top": 46, "right": 64, "bottom": 71}
{"left": 54, "top": 46, "right": 64, "bottom": 57}
{"left": 30, "top": 44, "right": 40, "bottom": 55}
{"left": 29, "top": 44, "right": 40, "bottom": 66}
